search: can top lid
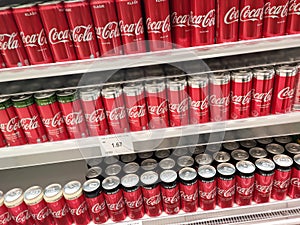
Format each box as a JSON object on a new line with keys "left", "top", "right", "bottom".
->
{"left": 86, "top": 167, "right": 102, "bottom": 179}
{"left": 274, "top": 136, "right": 293, "bottom": 144}
{"left": 188, "top": 75, "right": 209, "bottom": 88}
{"left": 195, "top": 153, "right": 213, "bottom": 165}
{"left": 121, "top": 174, "right": 139, "bottom": 188}
{"left": 11, "top": 95, "right": 32, "bottom": 102}
{"left": 141, "top": 159, "right": 157, "bottom": 171}
{"left": 121, "top": 154, "right": 137, "bottom": 163}
{"left": 231, "top": 70, "right": 253, "bottom": 82}
{"left": 276, "top": 65, "right": 297, "bottom": 77}
{"left": 231, "top": 149, "right": 249, "bottom": 161}
{"left": 64, "top": 0, "right": 85, "bottom": 3}
{"left": 173, "top": 148, "right": 188, "bottom": 157}
{"left": 160, "top": 170, "right": 177, "bottom": 183}
{"left": 240, "top": 140, "right": 257, "bottom": 149}
{"left": 144, "top": 79, "right": 165, "bottom": 93}
{"left": 43, "top": 184, "right": 63, "bottom": 203}
{"left": 79, "top": 88, "right": 100, "bottom": 99}
{"left": 255, "top": 158, "right": 275, "bottom": 172}
{"left": 63, "top": 181, "right": 82, "bottom": 200}
{"left": 102, "top": 176, "right": 120, "bottom": 190}
{"left": 12, "top": 2, "right": 37, "bottom": 8}
{"left": 273, "top": 154, "right": 293, "bottom": 167}
{"left": 34, "top": 92, "right": 56, "bottom": 99}
{"left": 38, "top": 1, "right": 62, "bottom": 6}
{"left": 104, "top": 156, "right": 119, "bottom": 165}
{"left": 105, "top": 164, "right": 122, "bottom": 176}
{"left": 83, "top": 179, "right": 100, "bottom": 193}
{"left": 0, "top": 191, "right": 3, "bottom": 206}
{"left": 56, "top": 89, "right": 77, "bottom": 97}
{"left": 294, "top": 154, "right": 300, "bottom": 166}
{"left": 217, "top": 163, "right": 236, "bottom": 176}
{"left": 177, "top": 156, "right": 194, "bottom": 167}
{"left": 0, "top": 97, "right": 10, "bottom": 104}
{"left": 4, "top": 188, "right": 23, "bottom": 208}
{"left": 159, "top": 158, "right": 176, "bottom": 169}
{"left": 123, "top": 162, "right": 139, "bottom": 174}
{"left": 286, "top": 143, "right": 300, "bottom": 154}
{"left": 141, "top": 171, "right": 159, "bottom": 185}
{"left": 256, "top": 138, "right": 273, "bottom": 145}
{"left": 236, "top": 161, "right": 255, "bottom": 174}
{"left": 155, "top": 149, "right": 170, "bottom": 159}
{"left": 24, "top": 186, "right": 44, "bottom": 205}
{"left": 101, "top": 86, "right": 122, "bottom": 98}
{"left": 253, "top": 67, "right": 275, "bottom": 80}
{"left": 223, "top": 142, "right": 240, "bottom": 151}
{"left": 87, "top": 158, "right": 103, "bottom": 167}
{"left": 209, "top": 73, "right": 230, "bottom": 85}
{"left": 249, "top": 147, "right": 268, "bottom": 158}
{"left": 138, "top": 151, "right": 153, "bottom": 159}
{"left": 179, "top": 167, "right": 197, "bottom": 181}
{"left": 166, "top": 77, "right": 187, "bottom": 89}
{"left": 266, "top": 143, "right": 285, "bottom": 155}
{"left": 213, "top": 151, "right": 230, "bottom": 163}
{"left": 206, "top": 143, "right": 222, "bottom": 152}
{"left": 191, "top": 146, "right": 205, "bottom": 155}
{"left": 123, "top": 83, "right": 143, "bottom": 96}
{"left": 198, "top": 165, "right": 216, "bottom": 179}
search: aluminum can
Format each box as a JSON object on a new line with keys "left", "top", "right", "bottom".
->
{"left": 209, "top": 73, "right": 231, "bottom": 121}
{"left": 230, "top": 70, "right": 253, "bottom": 119}
{"left": 0, "top": 7, "right": 29, "bottom": 68}
{"left": 0, "top": 97, "right": 26, "bottom": 146}
{"left": 140, "top": 171, "right": 162, "bottom": 217}
{"left": 216, "top": 0, "right": 240, "bottom": 43}
{"left": 223, "top": 142, "right": 240, "bottom": 152}
{"left": 249, "top": 147, "right": 268, "bottom": 161}
{"left": 274, "top": 136, "right": 293, "bottom": 146}
{"left": 80, "top": 88, "right": 108, "bottom": 136}
{"left": 57, "top": 90, "right": 89, "bottom": 139}
{"left": 143, "top": 0, "right": 172, "bottom": 51}
{"left": 121, "top": 174, "right": 144, "bottom": 219}
{"left": 266, "top": 143, "right": 285, "bottom": 158}
{"left": 213, "top": 151, "right": 231, "bottom": 166}
{"left": 0, "top": 191, "right": 15, "bottom": 225}
{"left": 86, "top": 167, "right": 103, "bottom": 181}
{"left": 190, "top": 145, "right": 205, "bottom": 157}
{"left": 239, "top": 0, "right": 264, "bottom": 40}
{"left": 138, "top": 151, "right": 154, "bottom": 162}
{"left": 198, "top": 165, "right": 217, "bottom": 210}
{"left": 12, "top": 3, "right": 53, "bottom": 64}
{"left": 288, "top": 154, "right": 300, "bottom": 198}
{"left": 240, "top": 140, "right": 257, "bottom": 150}
{"left": 263, "top": 0, "right": 289, "bottom": 37}
{"left": 123, "top": 162, "right": 140, "bottom": 175}
{"left": 256, "top": 137, "right": 274, "bottom": 148}
{"left": 63, "top": 181, "right": 90, "bottom": 225}
{"left": 294, "top": 64, "right": 300, "bottom": 110}
{"left": 235, "top": 161, "right": 255, "bottom": 206}
{"left": 179, "top": 167, "right": 198, "bottom": 212}
{"left": 123, "top": 82, "right": 148, "bottom": 131}
{"left": 231, "top": 149, "right": 249, "bottom": 164}
{"left": 188, "top": 75, "right": 209, "bottom": 124}
{"left": 115, "top": 0, "right": 146, "bottom": 54}
{"left": 190, "top": 0, "right": 215, "bottom": 46}
{"left": 105, "top": 164, "right": 122, "bottom": 177}
{"left": 83, "top": 179, "right": 109, "bottom": 224}
{"left": 271, "top": 154, "right": 293, "bottom": 200}
{"left": 216, "top": 163, "right": 236, "bottom": 208}
{"left": 102, "top": 176, "right": 126, "bottom": 222}
{"left": 170, "top": 0, "right": 190, "bottom": 48}
{"left": 87, "top": 158, "right": 103, "bottom": 169}
{"left": 4, "top": 188, "right": 36, "bottom": 225}
{"left": 24, "top": 186, "right": 54, "bottom": 225}
{"left": 285, "top": 143, "right": 300, "bottom": 157}
{"left": 43, "top": 184, "right": 73, "bottom": 225}
{"left": 159, "top": 158, "right": 176, "bottom": 172}
{"left": 64, "top": 0, "right": 100, "bottom": 59}
{"left": 286, "top": 0, "right": 300, "bottom": 34}
{"left": 253, "top": 158, "right": 275, "bottom": 203}
{"left": 145, "top": 79, "right": 169, "bottom": 129}
{"left": 141, "top": 159, "right": 158, "bottom": 172}
{"left": 104, "top": 156, "right": 120, "bottom": 166}
{"left": 90, "top": 0, "right": 123, "bottom": 56}
{"left": 172, "top": 147, "right": 189, "bottom": 158}
{"left": 155, "top": 150, "right": 171, "bottom": 161}
{"left": 177, "top": 156, "right": 194, "bottom": 169}
{"left": 0, "top": 55, "right": 5, "bottom": 68}
{"left": 34, "top": 92, "right": 68, "bottom": 142}
{"left": 121, "top": 154, "right": 137, "bottom": 163}
{"left": 12, "top": 95, "right": 48, "bottom": 144}
{"left": 195, "top": 154, "right": 213, "bottom": 167}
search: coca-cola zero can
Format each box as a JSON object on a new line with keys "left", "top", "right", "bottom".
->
{"left": 288, "top": 154, "right": 300, "bottom": 198}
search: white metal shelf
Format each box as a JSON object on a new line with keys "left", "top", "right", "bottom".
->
{"left": 0, "top": 34, "right": 300, "bottom": 83}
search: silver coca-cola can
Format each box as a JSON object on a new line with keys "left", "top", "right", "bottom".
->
{"left": 222, "top": 142, "right": 240, "bottom": 152}
{"left": 141, "top": 159, "right": 158, "bottom": 172}
{"left": 155, "top": 149, "right": 171, "bottom": 161}
{"left": 195, "top": 153, "right": 213, "bottom": 168}
{"left": 285, "top": 143, "right": 300, "bottom": 157}
{"left": 104, "top": 156, "right": 120, "bottom": 166}
{"left": 256, "top": 137, "right": 274, "bottom": 148}
{"left": 177, "top": 156, "right": 194, "bottom": 169}
{"left": 159, "top": 158, "right": 176, "bottom": 172}
{"left": 213, "top": 151, "right": 231, "bottom": 166}
{"left": 249, "top": 147, "right": 268, "bottom": 162}
{"left": 86, "top": 166, "right": 103, "bottom": 182}
{"left": 123, "top": 162, "right": 140, "bottom": 175}
{"left": 231, "top": 149, "right": 249, "bottom": 164}
{"left": 86, "top": 158, "right": 103, "bottom": 169}
{"left": 120, "top": 154, "right": 137, "bottom": 164}
{"left": 137, "top": 151, "right": 154, "bottom": 162}
{"left": 105, "top": 164, "right": 122, "bottom": 178}
{"left": 274, "top": 136, "right": 293, "bottom": 146}
{"left": 240, "top": 139, "right": 257, "bottom": 150}
{"left": 266, "top": 143, "right": 285, "bottom": 159}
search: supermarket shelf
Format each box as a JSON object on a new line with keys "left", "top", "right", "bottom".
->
{"left": 0, "top": 112, "right": 299, "bottom": 170}
{"left": 0, "top": 34, "right": 300, "bottom": 82}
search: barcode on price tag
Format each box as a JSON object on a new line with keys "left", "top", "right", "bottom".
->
{"left": 99, "top": 133, "right": 134, "bottom": 156}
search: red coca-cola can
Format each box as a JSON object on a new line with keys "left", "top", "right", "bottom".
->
{"left": 190, "top": 0, "right": 215, "bottom": 46}
{"left": 141, "top": 171, "right": 162, "bottom": 217}
{"left": 178, "top": 167, "right": 198, "bottom": 212}
{"left": 209, "top": 73, "right": 231, "bottom": 121}
{"left": 12, "top": 95, "right": 48, "bottom": 144}
{"left": 170, "top": 0, "right": 190, "bottom": 48}
{"left": 294, "top": 64, "right": 300, "bottom": 110}
{"left": 251, "top": 68, "right": 275, "bottom": 117}
{"left": 0, "top": 54, "right": 5, "bottom": 68}
{"left": 34, "top": 92, "right": 69, "bottom": 142}
{"left": 145, "top": 79, "right": 169, "bottom": 129}
{"left": 123, "top": 82, "right": 149, "bottom": 131}
{"left": 271, "top": 154, "right": 293, "bottom": 200}
{"left": 217, "top": 163, "right": 236, "bottom": 208}
{"left": 79, "top": 88, "right": 109, "bottom": 136}
{"left": 83, "top": 179, "right": 109, "bottom": 224}
{"left": 216, "top": 0, "right": 239, "bottom": 43}
{"left": 143, "top": 0, "right": 172, "bottom": 51}
{"left": 239, "top": 0, "right": 264, "bottom": 40}
{"left": 63, "top": 181, "right": 91, "bottom": 225}
{"left": 38, "top": 1, "right": 77, "bottom": 62}
{"left": 0, "top": 6, "right": 29, "bottom": 68}
{"left": 121, "top": 174, "right": 144, "bottom": 219}
{"left": 90, "top": 0, "right": 123, "bottom": 56}
{"left": 64, "top": 0, "right": 100, "bottom": 59}
{"left": 286, "top": 0, "right": 300, "bottom": 34}
{"left": 101, "top": 85, "right": 129, "bottom": 134}
{"left": 24, "top": 186, "right": 54, "bottom": 225}
{"left": 160, "top": 170, "right": 180, "bottom": 215}
{"left": 12, "top": 3, "right": 53, "bottom": 65}
{"left": 115, "top": 0, "right": 146, "bottom": 54}
{"left": 43, "top": 184, "right": 73, "bottom": 225}
{"left": 57, "top": 90, "right": 89, "bottom": 139}
{"left": 230, "top": 70, "right": 253, "bottom": 119}
{"left": 198, "top": 165, "right": 217, "bottom": 210}
{"left": 271, "top": 65, "right": 297, "bottom": 114}
{"left": 0, "top": 191, "right": 15, "bottom": 225}
{"left": 102, "top": 176, "right": 127, "bottom": 222}
{"left": 288, "top": 154, "right": 300, "bottom": 198}
{"left": 253, "top": 158, "right": 275, "bottom": 203}
{"left": 4, "top": 188, "right": 36, "bottom": 225}
{"left": 263, "top": 0, "right": 289, "bottom": 37}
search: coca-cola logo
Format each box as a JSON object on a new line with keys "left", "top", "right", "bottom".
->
{"left": 20, "top": 116, "right": 39, "bottom": 130}
{"left": 171, "top": 12, "right": 190, "bottom": 27}
{"left": 146, "top": 15, "right": 171, "bottom": 33}
{"left": 255, "top": 183, "right": 273, "bottom": 193}
{"left": 31, "top": 206, "right": 50, "bottom": 221}
{"left": 64, "top": 111, "right": 84, "bottom": 126}
{"left": 85, "top": 109, "right": 106, "bottom": 123}
{"left": 127, "top": 105, "right": 146, "bottom": 119}
{"left": 69, "top": 201, "right": 87, "bottom": 216}
{"left": 224, "top": 7, "right": 239, "bottom": 24}
{"left": 190, "top": 9, "right": 215, "bottom": 28}
{"left": 91, "top": 201, "right": 106, "bottom": 213}
{"left": 252, "top": 88, "right": 273, "bottom": 103}
{"left": 124, "top": 195, "right": 143, "bottom": 208}
{"left": 162, "top": 191, "right": 180, "bottom": 204}
{"left": 0, "top": 116, "right": 22, "bottom": 133}
{"left": 0, "top": 33, "right": 19, "bottom": 50}
{"left": 273, "top": 179, "right": 290, "bottom": 189}
{"left": 278, "top": 87, "right": 295, "bottom": 99}
{"left": 264, "top": 1, "right": 289, "bottom": 18}
{"left": 231, "top": 90, "right": 252, "bottom": 105}
{"left": 51, "top": 204, "right": 68, "bottom": 218}
{"left": 148, "top": 100, "right": 168, "bottom": 116}
{"left": 95, "top": 21, "right": 120, "bottom": 40}
{"left": 217, "top": 185, "right": 235, "bottom": 197}
{"left": 72, "top": 25, "right": 93, "bottom": 42}
{"left": 210, "top": 95, "right": 230, "bottom": 106}
{"left": 49, "top": 28, "right": 71, "bottom": 45}
{"left": 240, "top": 5, "right": 264, "bottom": 21}
{"left": 20, "top": 29, "right": 47, "bottom": 47}
{"left": 169, "top": 98, "right": 189, "bottom": 113}
{"left": 180, "top": 190, "right": 198, "bottom": 201}
{"left": 199, "top": 187, "right": 216, "bottom": 199}
{"left": 288, "top": 0, "right": 300, "bottom": 15}
{"left": 14, "top": 210, "right": 30, "bottom": 224}
{"left": 236, "top": 184, "right": 254, "bottom": 195}
{"left": 107, "top": 197, "right": 124, "bottom": 211}
{"left": 291, "top": 178, "right": 300, "bottom": 186}
{"left": 119, "top": 18, "right": 144, "bottom": 36}
{"left": 42, "top": 112, "right": 64, "bottom": 128}
{"left": 144, "top": 194, "right": 161, "bottom": 206}
{"left": 190, "top": 96, "right": 209, "bottom": 111}
{"left": 107, "top": 107, "right": 126, "bottom": 121}
{"left": 0, "top": 212, "right": 11, "bottom": 224}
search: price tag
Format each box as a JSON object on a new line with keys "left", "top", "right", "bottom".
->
{"left": 119, "top": 221, "right": 143, "bottom": 225}
{"left": 99, "top": 133, "right": 134, "bottom": 156}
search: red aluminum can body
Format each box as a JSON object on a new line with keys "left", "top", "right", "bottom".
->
{"left": 0, "top": 55, "right": 5, "bottom": 68}
{"left": 216, "top": 0, "right": 240, "bottom": 43}
{"left": 170, "top": 0, "right": 190, "bottom": 48}
{"left": 90, "top": 0, "right": 123, "bottom": 56}
{"left": 143, "top": 0, "right": 172, "bottom": 51}
{"left": 142, "top": 185, "right": 162, "bottom": 217}
{"left": 0, "top": 8, "right": 29, "bottom": 68}
{"left": 239, "top": 0, "right": 264, "bottom": 40}
{"left": 286, "top": 0, "right": 300, "bottom": 34}
{"left": 26, "top": 201, "right": 53, "bottom": 225}
{"left": 6, "top": 202, "right": 35, "bottom": 225}
{"left": 0, "top": 193, "right": 15, "bottom": 225}
{"left": 122, "top": 187, "right": 144, "bottom": 219}
{"left": 288, "top": 155, "right": 300, "bottom": 198}
{"left": 65, "top": 195, "right": 90, "bottom": 225}
{"left": 38, "top": 1, "right": 77, "bottom": 62}
{"left": 190, "top": 0, "right": 215, "bottom": 46}
{"left": 64, "top": 0, "right": 100, "bottom": 59}
{"left": 115, "top": 0, "right": 146, "bottom": 54}
{"left": 13, "top": 4, "right": 53, "bottom": 65}
{"left": 263, "top": 0, "right": 289, "bottom": 37}
{"left": 45, "top": 197, "right": 73, "bottom": 225}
